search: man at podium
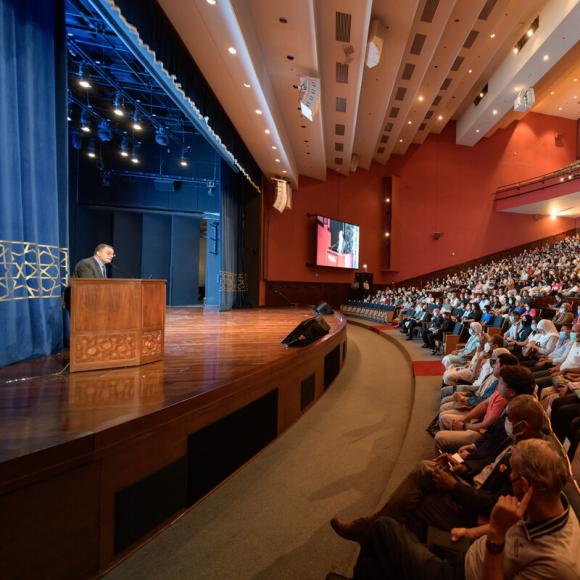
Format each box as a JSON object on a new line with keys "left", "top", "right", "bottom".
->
{"left": 74, "top": 243, "right": 115, "bottom": 278}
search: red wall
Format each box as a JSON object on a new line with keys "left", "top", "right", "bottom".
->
{"left": 265, "top": 112, "right": 577, "bottom": 284}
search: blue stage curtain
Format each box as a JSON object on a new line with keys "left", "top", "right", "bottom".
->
{"left": 219, "top": 161, "right": 250, "bottom": 311}
{"left": 0, "top": 0, "right": 68, "bottom": 367}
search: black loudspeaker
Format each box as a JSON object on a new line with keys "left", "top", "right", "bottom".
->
{"left": 282, "top": 316, "right": 330, "bottom": 347}
{"left": 314, "top": 301, "right": 334, "bottom": 315}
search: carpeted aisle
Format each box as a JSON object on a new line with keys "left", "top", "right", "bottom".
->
{"left": 105, "top": 324, "right": 417, "bottom": 580}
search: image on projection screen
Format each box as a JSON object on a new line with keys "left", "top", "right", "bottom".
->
{"left": 315, "top": 216, "right": 360, "bottom": 269}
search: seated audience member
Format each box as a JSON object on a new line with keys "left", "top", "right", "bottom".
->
{"left": 428, "top": 311, "right": 455, "bottom": 354}
{"left": 440, "top": 336, "right": 505, "bottom": 399}
{"left": 503, "top": 311, "right": 522, "bottom": 341}
{"left": 480, "top": 305, "right": 494, "bottom": 326}
{"left": 520, "top": 319, "right": 559, "bottom": 360}
{"left": 441, "top": 322, "right": 484, "bottom": 369}
{"left": 535, "top": 323, "right": 580, "bottom": 393}
{"left": 434, "top": 365, "right": 535, "bottom": 452}
{"left": 341, "top": 438, "right": 579, "bottom": 580}
{"left": 438, "top": 353, "right": 518, "bottom": 430}
{"left": 441, "top": 338, "right": 486, "bottom": 387}
{"left": 331, "top": 396, "right": 546, "bottom": 544}
{"left": 552, "top": 303, "right": 575, "bottom": 328}
{"left": 532, "top": 324, "right": 572, "bottom": 373}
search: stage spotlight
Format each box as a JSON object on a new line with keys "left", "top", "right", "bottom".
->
{"left": 87, "top": 139, "right": 96, "bottom": 158}
{"left": 132, "top": 110, "right": 143, "bottom": 131}
{"left": 77, "top": 63, "right": 91, "bottom": 89}
{"left": 155, "top": 126, "right": 169, "bottom": 146}
{"left": 113, "top": 92, "right": 124, "bottom": 116}
{"left": 80, "top": 110, "right": 91, "bottom": 133}
{"left": 120, "top": 134, "right": 129, "bottom": 157}
{"left": 97, "top": 119, "right": 113, "bottom": 142}
{"left": 71, "top": 129, "right": 82, "bottom": 150}
{"left": 131, "top": 141, "right": 140, "bottom": 164}
{"left": 180, "top": 159, "right": 188, "bottom": 167}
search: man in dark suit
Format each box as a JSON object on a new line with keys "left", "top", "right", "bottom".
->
{"left": 74, "top": 243, "right": 115, "bottom": 278}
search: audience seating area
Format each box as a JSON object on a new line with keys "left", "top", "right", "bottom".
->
{"left": 331, "top": 233, "right": 580, "bottom": 580}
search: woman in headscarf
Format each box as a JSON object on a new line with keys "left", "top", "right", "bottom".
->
{"left": 442, "top": 321, "right": 484, "bottom": 369}
{"left": 521, "top": 318, "right": 560, "bottom": 360}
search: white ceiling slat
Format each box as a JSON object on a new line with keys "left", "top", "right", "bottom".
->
{"left": 352, "top": 0, "right": 420, "bottom": 171}
{"left": 315, "top": 0, "right": 373, "bottom": 176}
{"left": 456, "top": 0, "right": 580, "bottom": 146}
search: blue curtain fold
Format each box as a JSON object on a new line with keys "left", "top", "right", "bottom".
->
{"left": 219, "top": 160, "right": 250, "bottom": 310}
{"left": 0, "top": 0, "right": 68, "bottom": 367}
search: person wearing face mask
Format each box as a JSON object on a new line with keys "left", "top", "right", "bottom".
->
{"left": 329, "top": 399, "right": 554, "bottom": 573}
{"left": 552, "top": 303, "right": 574, "bottom": 328}
{"left": 442, "top": 322, "right": 484, "bottom": 370}
{"left": 532, "top": 324, "right": 573, "bottom": 375}
{"left": 503, "top": 311, "right": 522, "bottom": 342}
{"left": 439, "top": 352, "right": 517, "bottom": 430}
{"left": 520, "top": 318, "right": 560, "bottom": 362}
{"left": 434, "top": 366, "right": 536, "bottom": 451}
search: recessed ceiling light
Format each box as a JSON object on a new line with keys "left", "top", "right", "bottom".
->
{"left": 264, "top": 129, "right": 271, "bottom": 134}
{"left": 490, "top": 33, "right": 496, "bottom": 38}
{"left": 560, "top": 177, "right": 565, "bottom": 182}
{"left": 437, "top": 115, "right": 443, "bottom": 120}
{"left": 407, "top": 120, "right": 412, "bottom": 125}
{"left": 418, "top": 96, "right": 424, "bottom": 101}
{"left": 399, "top": 138, "right": 403, "bottom": 143}
{"left": 543, "top": 54, "right": 549, "bottom": 61}
{"left": 574, "top": 95, "right": 578, "bottom": 99}
{"left": 228, "top": 47, "right": 237, "bottom": 55}
{"left": 479, "top": 92, "right": 484, "bottom": 98}
{"left": 275, "top": 158, "right": 280, "bottom": 163}
{"left": 558, "top": 106, "right": 563, "bottom": 111}
{"left": 527, "top": 28, "right": 534, "bottom": 37}
{"left": 255, "top": 109, "right": 263, "bottom": 115}
{"left": 550, "top": 90, "right": 555, "bottom": 95}
{"left": 476, "top": 129, "right": 480, "bottom": 133}
{"left": 272, "top": 145, "right": 277, "bottom": 150}
{"left": 492, "top": 109, "right": 498, "bottom": 115}
{"left": 206, "top": 0, "right": 216, "bottom": 4}
{"left": 78, "top": 79, "right": 91, "bottom": 89}
{"left": 243, "top": 82, "right": 251, "bottom": 88}
{"left": 468, "top": 69, "right": 473, "bottom": 74}
{"left": 574, "top": 78, "right": 578, "bottom": 82}
{"left": 282, "top": 170, "right": 287, "bottom": 174}
{"left": 513, "top": 47, "right": 519, "bottom": 54}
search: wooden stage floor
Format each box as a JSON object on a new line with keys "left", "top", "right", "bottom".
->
{"left": 0, "top": 307, "right": 344, "bottom": 465}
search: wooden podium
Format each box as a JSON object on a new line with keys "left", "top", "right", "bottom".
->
{"left": 70, "top": 279, "right": 166, "bottom": 373}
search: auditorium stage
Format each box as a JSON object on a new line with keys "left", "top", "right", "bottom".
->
{"left": 0, "top": 307, "right": 347, "bottom": 579}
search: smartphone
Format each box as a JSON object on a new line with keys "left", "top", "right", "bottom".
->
{"left": 451, "top": 452, "right": 464, "bottom": 464}
{"left": 427, "top": 527, "right": 471, "bottom": 553}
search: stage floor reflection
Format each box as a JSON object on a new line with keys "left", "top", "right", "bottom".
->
{"left": 0, "top": 307, "right": 343, "bottom": 464}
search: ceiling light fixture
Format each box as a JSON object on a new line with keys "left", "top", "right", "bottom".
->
{"left": 272, "top": 145, "right": 277, "bottom": 150}
{"left": 492, "top": 109, "right": 498, "bottom": 115}
{"left": 132, "top": 110, "right": 142, "bottom": 131}
{"left": 550, "top": 90, "right": 555, "bottom": 95}
{"left": 282, "top": 170, "right": 287, "bottom": 174}
{"left": 113, "top": 92, "right": 124, "bottom": 116}
{"left": 228, "top": 47, "right": 237, "bottom": 55}
{"left": 255, "top": 109, "right": 263, "bottom": 115}
{"left": 206, "top": 0, "right": 216, "bottom": 4}
{"left": 275, "top": 158, "right": 280, "bottom": 163}
{"left": 468, "top": 69, "right": 473, "bottom": 74}
{"left": 264, "top": 129, "right": 271, "bottom": 134}
{"left": 543, "top": 54, "right": 549, "bottom": 61}
{"left": 407, "top": 120, "right": 412, "bottom": 125}
{"left": 490, "top": 33, "right": 496, "bottom": 38}
{"left": 476, "top": 129, "right": 480, "bottom": 133}
{"left": 438, "top": 115, "right": 443, "bottom": 120}
{"left": 80, "top": 110, "right": 91, "bottom": 133}
{"left": 243, "top": 82, "right": 251, "bottom": 88}
{"left": 77, "top": 63, "right": 91, "bottom": 88}
{"left": 399, "top": 138, "right": 403, "bottom": 143}
{"left": 120, "top": 134, "right": 129, "bottom": 157}
{"left": 418, "top": 96, "right": 424, "bottom": 101}
{"left": 87, "top": 139, "right": 96, "bottom": 159}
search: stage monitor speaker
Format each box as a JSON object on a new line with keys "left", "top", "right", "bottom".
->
{"left": 281, "top": 316, "right": 330, "bottom": 347}
{"left": 314, "top": 302, "right": 334, "bottom": 315}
